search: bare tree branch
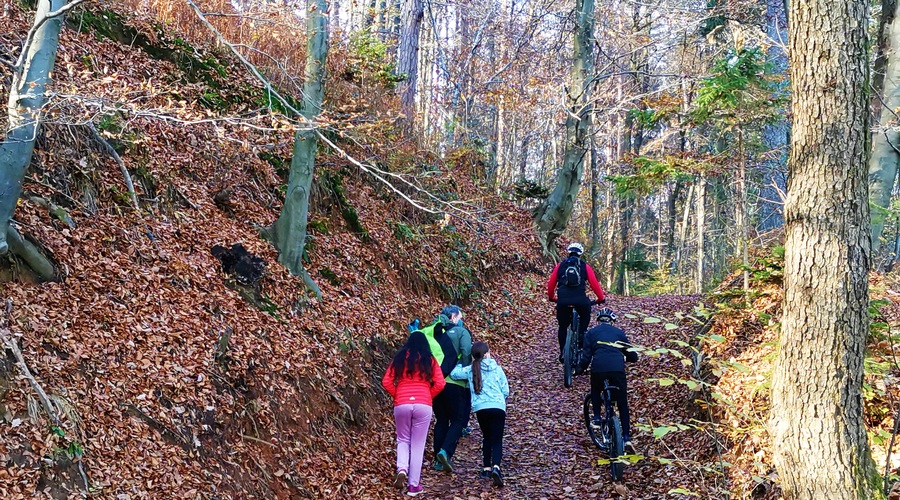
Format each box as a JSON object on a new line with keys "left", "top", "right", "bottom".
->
{"left": 1, "top": 299, "right": 61, "bottom": 426}
{"left": 86, "top": 121, "right": 140, "bottom": 211}
{"left": 185, "top": 0, "right": 309, "bottom": 120}
{"left": 14, "top": 0, "right": 88, "bottom": 71}
{"left": 188, "top": 0, "right": 481, "bottom": 219}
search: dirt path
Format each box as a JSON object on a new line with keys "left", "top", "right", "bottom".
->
{"left": 420, "top": 295, "right": 723, "bottom": 499}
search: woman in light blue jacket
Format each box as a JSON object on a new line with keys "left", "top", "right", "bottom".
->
{"left": 450, "top": 342, "right": 509, "bottom": 487}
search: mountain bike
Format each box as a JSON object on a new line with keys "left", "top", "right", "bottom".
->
{"left": 562, "top": 308, "right": 579, "bottom": 388}
{"left": 583, "top": 380, "right": 625, "bottom": 481}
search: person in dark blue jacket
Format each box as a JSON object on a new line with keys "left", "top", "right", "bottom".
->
{"left": 577, "top": 308, "right": 639, "bottom": 453}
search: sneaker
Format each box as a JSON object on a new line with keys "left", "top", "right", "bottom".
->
{"left": 394, "top": 470, "right": 408, "bottom": 489}
{"left": 461, "top": 426, "right": 472, "bottom": 437}
{"left": 479, "top": 467, "right": 491, "bottom": 479}
{"left": 432, "top": 459, "right": 443, "bottom": 471}
{"left": 625, "top": 440, "right": 637, "bottom": 455}
{"left": 407, "top": 484, "right": 424, "bottom": 497}
{"left": 491, "top": 465, "right": 504, "bottom": 487}
{"left": 436, "top": 449, "right": 454, "bottom": 473}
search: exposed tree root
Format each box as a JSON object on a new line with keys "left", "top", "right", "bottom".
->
{"left": 6, "top": 225, "right": 56, "bottom": 282}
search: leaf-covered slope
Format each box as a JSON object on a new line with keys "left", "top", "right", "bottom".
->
{"left": 0, "top": 4, "right": 545, "bottom": 498}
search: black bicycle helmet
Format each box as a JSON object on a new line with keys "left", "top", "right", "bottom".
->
{"left": 596, "top": 307, "right": 617, "bottom": 322}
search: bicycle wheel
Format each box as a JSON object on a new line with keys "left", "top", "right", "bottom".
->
{"left": 563, "top": 326, "right": 575, "bottom": 388}
{"left": 563, "top": 310, "right": 580, "bottom": 387}
{"left": 583, "top": 393, "right": 607, "bottom": 449}
{"left": 608, "top": 415, "right": 625, "bottom": 481}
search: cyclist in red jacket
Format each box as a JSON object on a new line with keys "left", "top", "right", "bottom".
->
{"left": 547, "top": 242, "right": 606, "bottom": 362}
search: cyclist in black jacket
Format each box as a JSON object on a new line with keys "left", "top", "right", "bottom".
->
{"left": 577, "top": 308, "right": 639, "bottom": 453}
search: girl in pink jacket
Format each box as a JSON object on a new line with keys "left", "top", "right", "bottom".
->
{"left": 382, "top": 331, "right": 446, "bottom": 496}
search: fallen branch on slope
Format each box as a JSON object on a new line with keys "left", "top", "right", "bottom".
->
{"left": 0, "top": 326, "right": 61, "bottom": 426}
{"left": 87, "top": 121, "right": 140, "bottom": 211}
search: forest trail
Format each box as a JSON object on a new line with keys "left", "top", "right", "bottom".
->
{"left": 420, "top": 294, "right": 721, "bottom": 499}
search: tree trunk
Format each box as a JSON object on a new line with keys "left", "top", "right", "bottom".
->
{"left": 397, "top": 0, "right": 424, "bottom": 127}
{"left": 589, "top": 138, "right": 599, "bottom": 254}
{"left": 268, "top": 0, "right": 328, "bottom": 298}
{"left": 665, "top": 180, "right": 682, "bottom": 262}
{"left": 605, "top": 183, "right": 618, "bottom": 290}
{"left": 619, "top": 112, "right": 632, "bottom": 160}
{"left": 869, "top": 0, "right": 900, "bottom": 253}
{"left": 888, "top": 216, "right": 900, "bottom": 270}
{"left": 696, "top": 173, "right": 705, "bottom": 293}
{"left": 739, "top": 129, "right": 749, "bottom": 294}
{"left": 672, "top": 182, "right": 694, "bottom": 279}
{"left": 533, "top": 0, "right": 594, "bottom": 253}
{"left": 873, "top": 0, "right": 897, "bottom": 106}
{"left": 614, "top": 197, "right": 632, "bottom": 294}
{"left": 364, "top": 0, "right": 377, "bottom": 29}
{"left": 419, "top": 24, "right": 433, "bottom": 140}
{"left": 771, "top": 0, "right": 881, "bottom": 496}
{"left": 493, "top": 97, "right": 506, "bottom": 188}
{"left": 377, "top": 0, "right": 388, "bottom": 39}
{"left": 332, "top": 0, "right": 341, "bottom": 34}
{"left": 518, "top": 135, "right": 530, "bottom": 182}
{"left": 0, "top": 0, "right": 65, "bottom": 278}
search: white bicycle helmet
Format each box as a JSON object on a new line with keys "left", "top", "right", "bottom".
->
{"left": 566, "top": 242, "right": 584, "bottom": 256}
{"left": 596, "top": 308, "right": 617, "bottom": 322}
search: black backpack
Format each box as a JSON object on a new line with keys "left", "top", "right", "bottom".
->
{"left": 433, "top": 323, "right": 459, "bottom": 377}
{"left": 559, "top": 256, "right": 584, "bottom": 287}
{"left": 415, "top": 321, "right": 458, "bottom": 377}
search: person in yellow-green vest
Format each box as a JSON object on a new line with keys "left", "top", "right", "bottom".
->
{"left": 429, "top": 305, "right": 472, "bottom": 473}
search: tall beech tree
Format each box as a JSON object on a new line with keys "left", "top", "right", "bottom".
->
{"left": 533, "top": 0, "right": 593, "bottom": 253}
{"left": 267, "top": 0, "right": 328, "bottom": 298}
{"left": 869, "top": 0, "right": 900, "bottom": 254}
{"left": 770, "top": 0, "right": 881, "bottom": 496}
{"left": 0, "top": 0, "right": 83, "bottom": 281}
{"left": 396, "top": 0, "right": 423, "bottom": 125}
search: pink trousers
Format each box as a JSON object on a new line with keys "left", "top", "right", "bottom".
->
{"left": 394, "top": 403, "right": 433, "bottom": 487}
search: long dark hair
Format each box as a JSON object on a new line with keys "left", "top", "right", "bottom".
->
{"left": 471, "top": 342, "right": 489, "bottom": 394}
{"left": 390, "top": 331, "right": 435, "bottom": 386}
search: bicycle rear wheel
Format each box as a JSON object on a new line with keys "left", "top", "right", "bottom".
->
{"left": 583, "top": 393, "right": 607, "bottom": 450}
{"left": 563, "top": 327, "right": 575, "bottom": 388}
{"left": 608, "top": 415, "right": 625, "bottom": 481}
{"left": 563, "top": 310, "right": 579, "bottom": 388}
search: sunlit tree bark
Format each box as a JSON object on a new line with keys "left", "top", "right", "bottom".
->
{"left": 396, "top": 0, "right": 424, "bottom": 126}
{"left": 771, "top": 0, "right": 881, "bottom": 496}
{"left": 533, "top": 0, "right": 594, "bottom": 253}
{"left": 268, "top": 0, "right": 328, "bottom": 298}
{"left": 0, "top": 0, "right": 78, "bottom": 280}
{"left": 869, "top": 0, "right": 900, "bottom": 254}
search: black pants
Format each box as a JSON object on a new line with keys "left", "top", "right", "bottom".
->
{"left": 432, "top": 383, "right": 468, "bottom": 458}
{"left": 463, "top": 388, "right": 472, "bottom": 428}
{"left": 475, "top": 408, "right": 506, "bottom": 468}
{"left": 591, "top": 371, "right": 631, "bottom": 440}
{"left": 556, "top": 301, "right": 591, "bottom": 353}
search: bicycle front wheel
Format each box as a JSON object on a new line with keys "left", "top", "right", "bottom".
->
{"left": 609, "top": 415, "right": 625, "bottom": 481}
{"left": 583, "top": 393, "right": 606, "bottom": 449}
